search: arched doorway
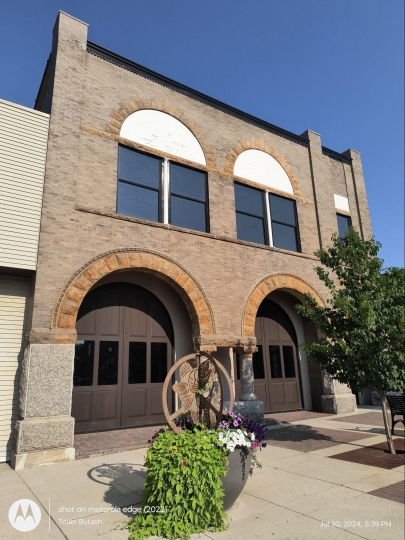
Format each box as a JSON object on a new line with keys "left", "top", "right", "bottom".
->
{"left": 254, "top": 299, "right": 302, "bottom": 412}
{"left": 236, "top": 299, "right": 303, "bottom": 412}
{"left": 72, "top": 282, "right": 174, "bottom": 432}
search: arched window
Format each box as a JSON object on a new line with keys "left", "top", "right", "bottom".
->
{"left": 117, "top": 110, "right": 208, "bottom": 233}
{"left": 233, "top": 150, "right": 300, "bottom": 252}
{"left": 120, "top": 110, "right": 206, "bottom": 166}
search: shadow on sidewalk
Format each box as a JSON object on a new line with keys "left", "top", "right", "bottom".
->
{"left": 87, "top": 462, "right": 146, "bottom": 517}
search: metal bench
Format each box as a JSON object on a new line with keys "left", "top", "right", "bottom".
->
{"left": 386, "top": 395, "right": 405, "bottom": 435}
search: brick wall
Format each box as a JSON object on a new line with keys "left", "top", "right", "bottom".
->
{"left": 32, "top": 12, "right": 372, "bottom": 355}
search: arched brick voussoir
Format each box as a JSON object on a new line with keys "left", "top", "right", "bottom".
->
{"left": 105, "top": 95, "right": 217, "bottom": 172}
{"left": 242, "top": 273, "right": 325, "bottom": 337}
{"left": 224, "top": 139, "right": 302, "bottom": 197}
{"left": 53, "top": 250, "right": 215, "bottom": 336}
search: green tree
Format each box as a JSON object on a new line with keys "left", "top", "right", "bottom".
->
{"left": 296, "top": 228, "right": 405, "bottom": 454}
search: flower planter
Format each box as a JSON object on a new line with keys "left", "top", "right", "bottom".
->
{"left": 222, "top": 449, "right": 252, "bottom": 511}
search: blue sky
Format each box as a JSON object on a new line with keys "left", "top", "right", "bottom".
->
{"left": 1, "top": 1, "right": 403, "bottom": 267}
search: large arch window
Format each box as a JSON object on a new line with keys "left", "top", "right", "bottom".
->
{"left": 233, "top": 149, "right": 300, "bottom": 252}
{"left": 117, "top": 146, "right": 208, "bottom": 233}
{"left": 234, "top": 182, "right": 300, "bottom": 252}
{"left": 118, "top": 110, "right": 208, "bottom": 233}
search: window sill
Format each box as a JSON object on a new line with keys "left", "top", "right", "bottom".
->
{"left": 75, "top": 205, "right": 318, "bottom": 261}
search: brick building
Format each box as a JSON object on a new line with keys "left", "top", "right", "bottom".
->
{"left": 10, "top": 12, "right": 372, "bottom": 468}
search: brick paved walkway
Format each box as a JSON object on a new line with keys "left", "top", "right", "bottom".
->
{"left": 266, "top": 424, "right": 374, "bottom": 452}
{"left": 330, "top": 411, "right": 404, "bottom": 430}
{"left": 264, "top": 410, "right": 330, "bottom": 426}
{"left": 369, "top": 480, "right": 405, "bottom": 504}
{"left": 74, "top": 425, "right": 160, "bottom": 459}
{"left": 330, "top": 437, "right": 405, "bottom": 469}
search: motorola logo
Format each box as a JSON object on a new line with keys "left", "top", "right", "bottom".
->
{"left": 8, "top": 499, "right": 41, "bottom": 532}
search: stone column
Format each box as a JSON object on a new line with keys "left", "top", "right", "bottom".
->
{"left": 239, "top": 354, "right": 257, "bottom": 400}
{"left": 321, "top": 371, "right": 357, "bottom": 414}
{"left": 231, "top": 349, "right": 264, "bottom": 424}
{"left": 12, "top": 329, "right": 77, "bottom": 469}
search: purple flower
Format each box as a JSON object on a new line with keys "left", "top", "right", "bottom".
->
{"left": 233, "top": 420, "right": 238, "bottom": 427}
{"left": 182, "top": 461, "right": 187, "bottom": 466}
{"left": 261, "top": 442, "right": 267, "bottom": 448}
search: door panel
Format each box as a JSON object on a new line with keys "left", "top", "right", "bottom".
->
{"left": 256, "top": 300, "right": 303, "bottom": 413}
{"left": 271, "top": 383, "right": 285, "bottom": 406}
{"left": 253, "top": 381, "right": 268, "bottom": 405}
{"left": 71, "top": 392, "right": 92, "bottom": 422}
{"left": 72, "top": 282, "right": 174, "bottom": 432}
{"left": 93, "top": 390, "right": 118, "bottom": 420}
{"left": 127, "top": 388, "right": 147, "bottom": 418}
{"left": 284, "top": 382, "right": 299, "bottom": 404}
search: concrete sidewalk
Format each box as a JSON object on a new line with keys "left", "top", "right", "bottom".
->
{"left": 1, "top": 407, "right": 403, "bottom": 540}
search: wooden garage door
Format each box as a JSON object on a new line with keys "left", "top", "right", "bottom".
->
{"left": 72, "top": 282, "right": 174, "bottom": 433}
{"left": 0, "top": 277, "right": 28, "bottom": 461}
{"left": 234, "top": 300, "right": 302, "bottom": 413}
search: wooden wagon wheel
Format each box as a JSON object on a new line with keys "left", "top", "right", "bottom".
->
{"left": 162, "top": 351, "right": 235, "bottom": 434}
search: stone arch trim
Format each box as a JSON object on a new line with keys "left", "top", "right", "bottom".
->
{"left": 224, "top": 139, "right": 301, "bottom": 197}
{"left": 105, "top": 95, "right": 216, "bottom": 171}
{"left": 53, "top": 249, "right": 216, "bottom": 336}
{"left": 242, "top": 273, "right": 325, "bottom": 337}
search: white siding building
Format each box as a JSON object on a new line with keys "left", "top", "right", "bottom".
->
{"left": 0, "top": 98, "right": 49, "bottom": 461}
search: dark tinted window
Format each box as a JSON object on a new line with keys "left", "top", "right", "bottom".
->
{"left": 234, "top": 183, "right": 266, "bottom": 245}
{"left": 283, "top": 346, "right": 296, "bottom": 378}
{"left": 128, "top": 342, "right": 147, "bottom": 384}
{"left": 269, "top": 194, "right": 296, "bottom": 225}
{"left": 253, "top": 345, "right": 265, "bottom": 379}
{"left": 151, "top": 342, "right": 168, "bottom": 383}
{"left": 234, "top": 183, "right": 264, "bottom": 216}
{"left": 272, "top": 223, "right": 298, "bottom": 252}
{"left": 170, "top": 163, "right": 207, "bottom": 232}
{"left": 117, "top": 181, "right": 159, "bottom": 221}
{"left": 119, "top": 146, "right": 160, "bottom": 189}
{"left": 270, "top": 345, "right": 283, "bottom": 378}
{"left": 236, "top": 213, "right": 266, "bottom": 244}
{"left": 337, "top": 214, "right": 352, "bottom": 238}
{"left": 117, "top": 147, "right": 161, "bottom": 222}
{"left": 171, "top": 196, "right": 206, "bottom": 232}
{"left": 170, "top": 163, "right": 206, "bottom": 201}
{"left": 269, "top": 194, "right": 299, "bottom": 252}
{"left": 74, "top": 340, "right": 94, "bottom": 386}
{"left": 98, "top": 341, "right": 119, "bottom": 385}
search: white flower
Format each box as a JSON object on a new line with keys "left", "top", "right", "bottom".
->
{"left": 251, "top": 433, "right": 255, "bottom": 441}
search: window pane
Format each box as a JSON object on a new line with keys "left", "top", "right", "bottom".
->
{"left": 151, "top": 342, "right": 168, "bottom": 383}
{"left": 170, "top": 163, "right": 206, "bottom": 201}
{"left": 118, "top": 147, "right": 160, "bottom": 189}
{"left": 234, "top": 183, "right": 264, "bottom": 217}
{"left": 236, "top": 354, "right": 240, "bottom": 380}
{"left": 272, "top": 222, "right": 298, "bottom": 251}
{"left": 128, "top": 342, "right": 147, "bottom": 384}
{"left": 98, "top": 341, "right": 119, "bottom": 385}
{"left": 269, "top": 194, "right": 296, "bottom": 226}
{"left": 253, "top": 345, "right": 265, "bottom": 379}
{"left": 337, "top": 214, "right": 351, "bottom": 238}
{"left": 74, "top": 340, "right": 94, "bottom": 386}
{"left": 171, "top": 195, "right": 206, "bottom": 232}
{"left": 270, "top": 345, "right": 283, "bottom": 378}
{"left": 283, "top": 346, "right": 296, "bottom": 378}
{"left": 236, "top": 212, "right": 265, "bottom": 244}
{"left": 117, "top": 181, "right": 159, "bottom": 222}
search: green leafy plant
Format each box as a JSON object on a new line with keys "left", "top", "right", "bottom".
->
{"left": 128, "top": 426, "right": 229, "bottom": 540}
{"left": 296, "top": 228, "right": 405, "bottom": 454}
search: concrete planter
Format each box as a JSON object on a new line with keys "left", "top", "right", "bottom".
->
{"left": 222, "top": 449, "right": 251, "bottom": 511}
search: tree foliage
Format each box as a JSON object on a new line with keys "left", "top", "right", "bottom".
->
{"left": 296, "top": 228, "right": 405, "bottom": 452}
